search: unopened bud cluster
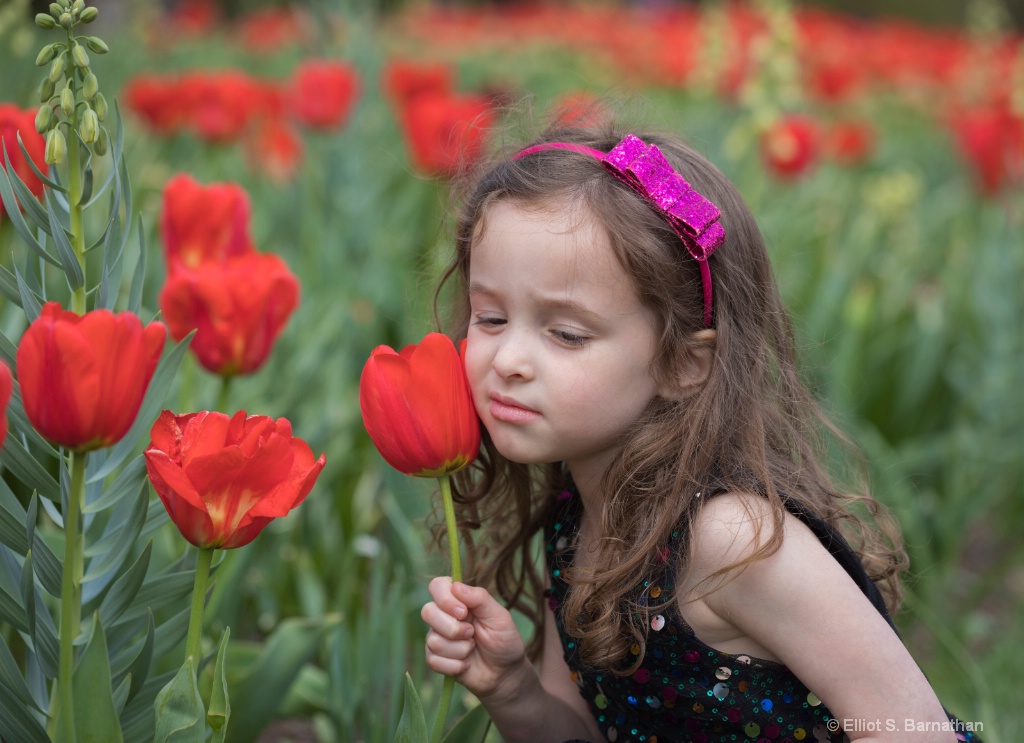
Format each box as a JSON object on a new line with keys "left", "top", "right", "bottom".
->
{"left": 34, "top": 0, "right": 109, "bottom": 163}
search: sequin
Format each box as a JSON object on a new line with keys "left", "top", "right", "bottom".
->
{"left": 744, "top": 722, "right": 760, "bottom": 738}
{"left": 631, "top": 643, "right": 641, "bottom": 655}
{"left": 712, "top": 683, "right": 730, "bottom": 700}
{"left": 794, "top": 728, "right": 806, "bottom": 740}
{"left": 806, "top": 692, "right": 821, "bottom": 707}
{"left": 651, "top": 615, "right": 666, "bottom": 631}
{"left": 736, "top": 655, "right": 752, "bottom": 664}
{"left": 761, "top": 698, "right": 773, "bottom": 712}
{"left": 634, "top": 668, "right": 652, "bottom": 684}
{"left": 650, "top": 585, "right": 662, "bottom": 598}
{"left": 646, "top": 695, "right": 661, "bottom": 709}
{"left": 715, "top": 667, "right": 732, "bottom": 680}
{"left": 607, "top": 727, "right": 618, "bottom": 742}
{"left": 595, "top": 694, "right": 608, "bottom": 709}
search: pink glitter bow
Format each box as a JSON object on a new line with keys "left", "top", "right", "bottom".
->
{"left": 513, "top": 135, "right": 725, "bottom": 326}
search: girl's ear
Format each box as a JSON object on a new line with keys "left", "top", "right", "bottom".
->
{"left": 658, "top": 329, "right": 716, "bottom": 401}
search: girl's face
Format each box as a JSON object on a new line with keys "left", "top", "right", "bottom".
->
{"left": 465, "top": 199, "right": 667, "bottom": 488}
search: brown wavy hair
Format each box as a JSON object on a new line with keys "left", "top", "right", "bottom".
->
{"left": 431, "top": 119, "right": 908, "bottom": 673}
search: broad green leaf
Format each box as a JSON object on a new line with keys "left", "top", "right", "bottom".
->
{"left": 0, "top": 632, "right": 38, "bottom": 710}
{"left": 30, "top": 531, "right": 63, "bottom": 598}
{"left": 112, "top": 609, "right": 154, "bottom": 704}
{"left": 0, "top": 478, "right": 28, "bottom": 553}
{"left": 82, "top": 481, "right": 147, "bottom": 582}
{"left": 393, "top": 673, "right": 429, "bottom": 743}
{"left": 87, "top": 333, "right": 194, "bottom": 482}
{"left": 72, "top": 614, "right": 124, "bottom": 743}
{"left": 208, "top": 627, "right": 231, "bottom": 743}
{"left": 97, "top": 540, "right": 153, "bottom": 626}
{"left": 153, "top": 657, "right": 205, "bottom": 743}
{"left": 85, "top": 455, "right": 147, "bottom": 511}
{"left": 12, "top": 262, "right": 42, "bottom": 324}
{"left": 221, "top": 615, "right": 339, "bottom": 743}
{"left": 112, "top": 673, "right": 132, "bottom": 716}
{"left": 0, "top": 678, "right": 49, "bottom": 743}
{"left": 441, "top": 703, "right": 491, "bottom": 743}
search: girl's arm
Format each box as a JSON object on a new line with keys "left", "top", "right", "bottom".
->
{"left": 685, "top": 493, "right": 956, "bottom": 743}
{"left": 421, "top": 577, "right": 603, "bottom": 743}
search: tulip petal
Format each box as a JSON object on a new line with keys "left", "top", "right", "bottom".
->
{"left": 144, "top": 449, "right": 218, "bottom": 548}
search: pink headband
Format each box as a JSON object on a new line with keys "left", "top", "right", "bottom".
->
{"left": 513, "top": 135, "right": 725, "bottom": 327}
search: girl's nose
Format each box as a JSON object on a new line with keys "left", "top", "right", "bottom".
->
{"left": 491, "top": 333, "right": 533, "bottom": 381}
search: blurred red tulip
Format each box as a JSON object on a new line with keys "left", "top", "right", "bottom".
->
{"left": 396, "top": 92, "right": 494, "bottom": 177}
{"left": 827, "top": 120, "right": 875, "bottom": 167}
{"left": 359, "top": 333, "right": 480, "bottom": 477}
{"left": 124, "top": 75, "right": 190, "bottom": 136}
{"left": 185, "top": 71, "right": 264, "bottom": 144}
{"left": 0, "top": 362, "right": 11, "bottom": 451}
{"left": 238, "top": 7, "right": 309, "bottom": 52}
{"left": 949, "top": 105, "right": 1023, "bottom": 195}
{"left": 247, "top": 117, "right": 304, "bottom": 183}
{"left": 16, "top": 303, "right": 166, "bottom": 452}
{"left": 161, "top": 173, "right": 256, "bottom": 274}
{"left": 760, "top": 115, "right": 820, "bottom": 180}
{"left": 145, "top": 410, "right": 325, "bottom": 550}
{"left": 289, "top": 60, "right": 360, "bottom": 130}
{"left": 159, "top": 253, "right": 300, "bottom": 378}
{"left": 382, "top": 59, "right": 454, "bottom": 104}
{"left": 0, "top": 104, "right": 47, "bottom": 219}
{"left": 165, "top": 0, "right": 220, "bottom": 36}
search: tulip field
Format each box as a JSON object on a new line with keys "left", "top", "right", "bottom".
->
{"left": 0, "top": 0, "right": 1022, "bottom": 741}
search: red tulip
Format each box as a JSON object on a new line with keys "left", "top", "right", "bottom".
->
{"left": 760, "top": 115, "right": 820, "bottom": 180}
{"left": 16, "top": 303, "right": 167, "bottom": 452}
{"left": 0, "top": 104, "right": 47, "bottom": 219}
{"left": 396, "top": 91, "right": 494, "bottom": 177}
{"left": 246, "top": 117, "right": 304, "bottom": 183}
{"left": 161, "top": 173, "right": 256, "bottom": 274}
{"left": 949, "top": 105, "right": 1023, "bottom": 195}
{"left": 827, "top": 120, "right": 875, "bottom": 167}
{"left": 159, "top": 252, "right": 300, "bottom": 377}
{"left": 183, "top": 71, "right": 264, "bottom": 144}
{"left": 359, "top": 333, "right": 480, "bottom": 477}
{"left": 382, "top": 59, "right": 454, "bottom": 104}
{"left": 123, "top": 75, "right": 190, "bottom": 136}
{"left": 0, "top": 362, "right": 12, "bottom": 451}
{"left": 144, "top": 410, "right": 325, "bottom": 549}
{"left": 288, "top": 60, "right": 360, "bottom": 130}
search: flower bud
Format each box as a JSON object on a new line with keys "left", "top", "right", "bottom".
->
{"left": 72, "top": 43, "right": 89, "bottom": 68}
{"left": 83, "top": 72, "right": 98, "bottom": 100}
{"left": 45, "top": 129, "right": 66, "bottom": 165}
{"left": 80, "top": 6, "right": 98, "bottom": 23}
{"left": 56, "top": 0, "right": 70, "bottom": 8}
{"left": 35, "top": 13, "right": 57, "bottom": 29}
{"left": 59, "top": 12, "right": 72, "bottom": 28}
{"left": 35, "top": 105, "right": 54, "bottom": 133}
{"left": 85, "top": 36, "right": 109, "bottom": 54}
{"left": 35, "top": 44, "right": 57, "bottom": 66}
{"left": 61, "top": 86, "right": 74, "bottom": 117}
{"left": 93, "top": 92, "right": 107, "bottom": 121}
{"left": 80, "top": 108, "right": 98, "bottom": 143}
{"left": 49, "top": 3, "right": 62, "bottom": 16}
{"left": 40, "top": 77, "right": 56, "bottom": 103}
{"left": 93, "top": 127, "right": 108, "bottom": 156}
{"left": 72, "top": 0, "right": 84, "bottom": 12}
{"left": 48, "top": 56, "right": 64, "bottom": 83}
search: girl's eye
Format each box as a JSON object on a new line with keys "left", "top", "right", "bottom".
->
{"left": 553, "top": 329, "right": 587, "bottom": 347}
{"left": 472, "top": 316, "right": 505, "bottom": 327}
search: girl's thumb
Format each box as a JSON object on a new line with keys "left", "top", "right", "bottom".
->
{"left": 452, "top": 582, "right": 503, "bottom": 620}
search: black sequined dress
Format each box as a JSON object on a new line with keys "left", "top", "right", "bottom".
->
{"left": 544, "top": 482, "right": 982, "bottom": 743}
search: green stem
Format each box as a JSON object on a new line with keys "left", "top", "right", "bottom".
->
{"left": 430, "top": 474, "right": 461, "bottom": 743}
{"left": 217, "top": 376, "right": 232, "bottom": 413}
{"left": 64, "top": 42, "right": 86, "bottom": 315}
{"left": 184, "top": 547, "right": 215, "bottom": 665}
{"left": 57, "top": 450, "right": 87, "bottom": 741}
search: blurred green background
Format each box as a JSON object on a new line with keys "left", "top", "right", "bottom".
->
{"left": 1, "top": 0, "right": 1021, "bottom": 741}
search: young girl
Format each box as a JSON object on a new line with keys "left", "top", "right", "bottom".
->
{"left": 420, "top": 123, "right": 980, "bottom": 743}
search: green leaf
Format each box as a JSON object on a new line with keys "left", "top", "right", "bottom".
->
{"left": 97, "top": 540, "right": 152, "bottom": 626}
{"left": 4, "top": 153, "right": 51, "bottom": 235}
{"left": 30, "top": 531, "right": 63, "bottom": 598}
{"left": 0, "top": 631, "right": 39, "bottom": 711}
{"left": 46, "top": 190, "right": 84, "bottom": 291}
{"left": 127, "top": 218, "right": 146, "bottom": 316}
{"left": 20, "top": 549, "right": 35, "bottom": 638}
{"left": 111, "top": 609, "right": 154, "bottom": 704}
{"left": 87, "top": 333, "right": 194, "bottom": 483}
{"left": 12, "top": 261, "right": 43, "bottom": 324}
{"left": 221, "top": 615, "right": 340, "bottom": 743}
{"left": 0, "top": 678, "right": 50, "bottom": 743}
{"left": 112, "top": 673, "right": 132, "bottom": 716}
{"left": 72, "top": 614, "right": 125, "bottom": 743}
{"left": 208, "top": 627, "right": 231, "bottom": 743}
{"left": 0, "top": 145, "right": 50, "bottom": 258}
{"left": 153, "top": 656, "right": 205, "bottom": 743}
{"left": 85, "top": 454, "right": 147, "bottom": 510}
{"left": 0, "top": 265, "right": 22, "bottom": 307}
{"left": 0, "top": 478, "right": 28, "bottom": 554}
{"left": 441, "top": 703, "right": 491, "bottom": 743}
{"left": 82, "top": 479, "right": 147, "bottom": 581}
{"left": 18, "top": 131, "right": 68, "bottom": 192}
{"left": 393, "top": 673, "right": 429, "bottom": 743}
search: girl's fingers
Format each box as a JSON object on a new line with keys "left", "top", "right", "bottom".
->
{"left": 425, "top": 647, "right": 469, "bottom": 678}
{"left": 421, "top": 601, "right": 474, "bottom": 641}
{"left": 425, "top": 629, "right": 474, "bottom": 660}
{"left": 428, "top": 576, "right": 468, "bottom": 619}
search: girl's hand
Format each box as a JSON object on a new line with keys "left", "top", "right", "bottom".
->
{"left": 421, "top": 577, "right": 527, "bottom": 699}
